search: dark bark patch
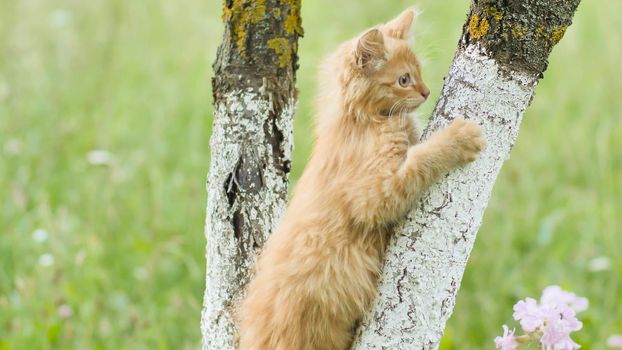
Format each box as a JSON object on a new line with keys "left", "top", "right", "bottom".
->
{"left": 224, "top": 162, "right": 240, "bottom": 208}
{"left": 223, "top": 156, "right": 262, "bottom": 260}
{"left": 235, "top": 152, "right": 264, "bottom": 193}
{"left": 232, "top": 209, "right": 244, "bottom": 244}
{"left": 462, "top": 0, "right": 580, "bottom": 75}
{"left": 263, "top": 111, "right": 291, "bottom": 177}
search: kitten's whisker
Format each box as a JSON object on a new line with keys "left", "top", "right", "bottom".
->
{"left": 387, "top": 100, "right": 403, "bottom": 118}
{"left": 388, "top": 99, "right": 408, "bottom": 119}
{"left": 398, "top": 98, "right": 414, "bottom": 129}
{"left": 400, "top": 106, "right": 407, "bottom": 130}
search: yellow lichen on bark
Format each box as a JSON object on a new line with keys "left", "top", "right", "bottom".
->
{"left": 550, "top": 26, "right": 568, "bottom": 45}
{"left": 511, "top": 23, "right": 527, "bottom": 38}
{"left": 468, "top": 15, "right": 490, "bottom": 40}
{"left": 483, "top": 6, "right": 503, "bottom": 21}
{"left": 284, "top": 15, "right": 301, "bottom": 35}
{"left": 535, "top": 24, "right": 568, "bottom": 45}
{"left": 268, "top": 38, "right": 292, "bottom": 68}
{"left": 222, "top": 0, "right": 231, "bottom": 21}
{"left": 223, "top": 0, "right": 267, "bottom": 56}
{"left": 282, "top": 0, "right": 303, "bottom": 35}
{"left": 536, "top": 25, "right": 546, "bottom": 39}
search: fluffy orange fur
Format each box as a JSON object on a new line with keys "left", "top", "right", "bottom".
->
{"left": 238, "top": 9, "right": 485, "bottom": 350}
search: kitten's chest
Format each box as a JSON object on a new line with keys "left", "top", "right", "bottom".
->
{"left": 374, "top": 128, "right": 411, "bottom": 158}
{"left": 381, "top": 116, "right": 419, "bottom": 143}
{"left": 408, "top": 114, "right": 423, "bottom": 143}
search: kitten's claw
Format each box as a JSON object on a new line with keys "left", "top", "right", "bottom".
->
{"left": 446, "top": 118, "right": 486, "bottom": 163}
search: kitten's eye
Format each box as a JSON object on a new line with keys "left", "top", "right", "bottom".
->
{"left": 398, "top": 73, "right": 411, "bottom": 88}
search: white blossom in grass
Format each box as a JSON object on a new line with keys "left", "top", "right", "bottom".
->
{"left": 4, "top": 138, "right": 21, "bottom": 155}
{"left": 87, "top": 150, "right": 114, "bottom": 166}
{"left": 608, "top": 335, "right": 622, "bottom": 348}
{"left": 133, "top": 267, "right": 148, "bottom": 281}
{"left": 38, "top": 253, "right": 54, "bottom": 267}
{"left": 0, "top": 79, "right": 10, "bottom": 101}
{"left": 588, "top": 256, "right": 611, "bottom": 272}
{"left": 32, "top": 228, "right": 48, "bottom": 243}
{"left": 58, "top": 304, "right": 73, "bottom": 319}
{"left": 49, "top": 9, "right": 72, "bottom": 28}
{"left": 75, "top": 250, "right": 87, "bottom": 266}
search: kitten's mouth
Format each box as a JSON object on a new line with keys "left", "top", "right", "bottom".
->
{"left": 380, "top": 101, "right": 423, "bottom": 117}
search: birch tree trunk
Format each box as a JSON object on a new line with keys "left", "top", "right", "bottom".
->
{"left": 353, "top": 1, "right": 581, "bottom": 348}
{"left": 201, "top": 1, "right": 302, "bottom": 349}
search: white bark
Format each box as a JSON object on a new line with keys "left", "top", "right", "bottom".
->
{"left": 201, "top": 90, "right": 294, "bottom": 349}
{"left": 352, "top": 44, "right": 539, "bottom": 349}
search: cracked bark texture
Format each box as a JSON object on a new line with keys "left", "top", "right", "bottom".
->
{"left": 353, "top": 1, "right": 580, "bottom": 348}
{"left": 201, "top": 1, "right": 302, "bottom": 349}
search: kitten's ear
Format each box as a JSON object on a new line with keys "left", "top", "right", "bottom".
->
{"left": 355, "top": 29, "right": 385, "bottom": 70}
{"left": 382, "top": 9, "right": 416, "bottom": 39}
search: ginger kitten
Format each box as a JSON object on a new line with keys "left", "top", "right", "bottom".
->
{"left": 238, "top": 9, "right": 485, "bottom": 350}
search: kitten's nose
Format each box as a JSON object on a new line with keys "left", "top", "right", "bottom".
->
{"left": 420, "top": 86, "right": 430, "bottom": 99}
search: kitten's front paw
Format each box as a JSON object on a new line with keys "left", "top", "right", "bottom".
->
{"left": 446, "top": 118, "right": 486, "bottom": 163}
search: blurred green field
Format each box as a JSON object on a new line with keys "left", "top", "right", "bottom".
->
{"left": 1, "top": 0, "right": 620, "bottom": 349}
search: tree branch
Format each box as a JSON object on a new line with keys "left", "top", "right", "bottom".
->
{"left": 201, "top": 1, "right": 302, "bottom": 349}
{"left": 353, "top": 1, "right": 581, "bottom": 348}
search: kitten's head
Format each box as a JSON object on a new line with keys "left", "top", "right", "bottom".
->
{"left": 340, "top": 9, "right": 429, "bottom": 121}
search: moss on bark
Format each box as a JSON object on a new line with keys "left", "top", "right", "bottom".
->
{"left": 215, "top": 0, "right": 302, "bottom": 90}
{"left": 462, "top": 0, "right": 580, "bottom": 74}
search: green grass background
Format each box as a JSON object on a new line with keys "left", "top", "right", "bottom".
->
{"left": 1, "top": 0, "right": 620, "bottom": 349}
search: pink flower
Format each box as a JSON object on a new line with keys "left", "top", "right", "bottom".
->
{"left": 541, "top": 336, "right": 581, "bottom": 350}
{"left": 540, "top": 317, "right": 580, "bottom": 349}
{"left": 495, "top": 325, "right": 519, "bottom": 350}
{"left": 500, "top": 287, "right": 587, "bottom": 350}
{"left": 513, "top": 297, "right": 544, "bottom": 332}
{"left": 57, "top": 304, "right": 73, "bottom": 319}
{"left": 539, "top": 302, "right": 582, "bottom": 350}
{"left": 541, "top": 285, "right": 589, "bottom": 312}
